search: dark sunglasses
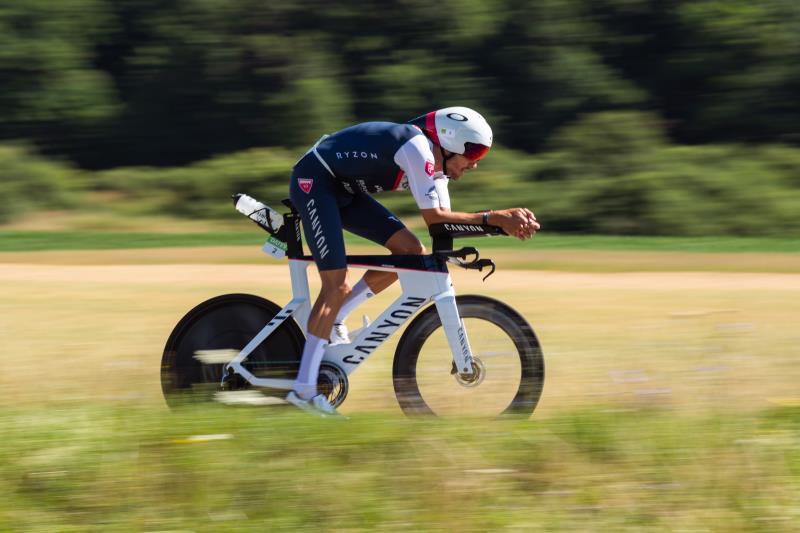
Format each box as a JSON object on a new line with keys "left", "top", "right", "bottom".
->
{"left": 462, "top": 142, "right": 490, "bottom": 161}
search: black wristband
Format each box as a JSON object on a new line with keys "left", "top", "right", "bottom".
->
{"left": 482, "top": 211, "right": 490, "bottom": 226}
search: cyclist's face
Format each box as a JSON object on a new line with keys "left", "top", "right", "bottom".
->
{"left": 447, "top": 154, "right": 479, "bottom": 180}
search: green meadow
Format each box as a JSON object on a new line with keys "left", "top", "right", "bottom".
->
{"left": 1, "top": 405, "right": 798, "bottom": 531}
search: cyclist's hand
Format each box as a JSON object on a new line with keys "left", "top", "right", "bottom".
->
{"left": 493, "top": 208, "right": 539, "bottom": 240}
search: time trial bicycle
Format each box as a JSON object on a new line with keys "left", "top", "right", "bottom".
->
{"left": 161, "top": 194, "right": 545, "bottom": 417}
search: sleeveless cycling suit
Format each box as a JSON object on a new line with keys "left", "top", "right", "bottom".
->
{"left": 290, "top": 122, "right": 450, "bottom": 270}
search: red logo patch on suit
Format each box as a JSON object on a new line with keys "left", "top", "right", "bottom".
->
{"left": 298, "top": 178, "right": 314, "bottom": 194}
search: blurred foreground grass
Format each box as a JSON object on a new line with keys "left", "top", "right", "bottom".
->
{"left": 1, "top": 404, "right": 798, "bottom": 531}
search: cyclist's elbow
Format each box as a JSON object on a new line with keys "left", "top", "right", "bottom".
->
{"left": 421, "top": 207, "right": 448, "bottom": 226}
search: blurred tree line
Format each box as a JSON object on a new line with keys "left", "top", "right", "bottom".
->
{"left": 1, "top": 0, "right": 799, "bottom": 235}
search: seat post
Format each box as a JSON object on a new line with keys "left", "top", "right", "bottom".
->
{"left": 282, "top": 213, "right": 304, "bottom": 259}
{"left": 281, "top": 198, "right": 304, "bottom": 259}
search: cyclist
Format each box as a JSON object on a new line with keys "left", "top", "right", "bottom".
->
{"left": 286, "top": 106, "right": 539, "bottom": 415}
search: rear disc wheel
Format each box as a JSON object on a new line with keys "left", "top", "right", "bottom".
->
{"left": 161, "top": 294, "right": 305, "bottom": 407}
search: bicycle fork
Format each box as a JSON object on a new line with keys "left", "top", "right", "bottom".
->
{"left": 433, "top": 289, "right": 475, "bottom": 376}
{"left": 398, "top": 270, "right": 475, "bottom": 376}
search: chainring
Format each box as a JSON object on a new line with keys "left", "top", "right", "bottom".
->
{"left": 317, "top": 362, "right": 349, "bottom": 408}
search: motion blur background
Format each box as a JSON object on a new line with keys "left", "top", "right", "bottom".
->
{"left": 2, "top": 1, "right": 800, "bottom": 531}
{"left": 2, "top": 0, "right": 799, "bottom": 233}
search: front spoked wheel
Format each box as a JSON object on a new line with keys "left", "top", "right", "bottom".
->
{"left": 393, "top": 295, "right": 544, "bottom": 418}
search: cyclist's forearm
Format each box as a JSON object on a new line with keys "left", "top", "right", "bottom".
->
{"left": 420, "top": 207, "right": 489, "bottom": 226}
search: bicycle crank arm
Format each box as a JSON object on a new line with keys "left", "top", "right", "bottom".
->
{"left": 221, "top": 362, "right": 295, "bottom": 391}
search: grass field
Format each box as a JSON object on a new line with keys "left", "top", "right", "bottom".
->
{"left": 1, "top": 405, "right": 798, "bottom": 531}
{"left": 1, "top": 243, "right": 798, "bottom": 530}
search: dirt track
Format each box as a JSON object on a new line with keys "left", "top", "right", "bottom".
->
{"left": 2, "top": 245, "right": 800, "bottom": 272}
{"left": 2, "top": 263, "right": 800, "bottom": 290}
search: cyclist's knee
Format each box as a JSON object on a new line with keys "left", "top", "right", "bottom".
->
{"left": 394, "top": 239, "right": 426, "bottom": 255}
{"left": 385, "top": 229, "right": 426, "bottom": 255}
{"left": 401, "top": 241, "right": 426, "bottom": 255}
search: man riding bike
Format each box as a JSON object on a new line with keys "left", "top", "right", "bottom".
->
{"left": 286, "top": 106, "right": 540, "bottom": 415}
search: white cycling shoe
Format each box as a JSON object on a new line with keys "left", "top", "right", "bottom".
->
{"left": 285, "top": 391, "right": 342, "bottom": 418}
{"left": 329, "top": 322, "right": 351, "bottom": 345}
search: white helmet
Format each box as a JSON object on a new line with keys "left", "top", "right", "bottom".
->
{"left": 409, "top": 106, "right": 493, "bottom": 161}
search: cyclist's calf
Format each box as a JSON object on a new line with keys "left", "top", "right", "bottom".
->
{"left": 307, "top": 268, "right": 352, "bottom": 339}
{"left": 319, "top": 269, "right": 352, "bottom": 303}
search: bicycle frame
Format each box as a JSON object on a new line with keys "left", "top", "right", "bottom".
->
{"left": 224, "top": 252, "right": 475, "bottom": 391}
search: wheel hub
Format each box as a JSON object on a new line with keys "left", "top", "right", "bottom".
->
{"left": 218, "top": 366, "right": 248, "bottom": 391}
{"left": 455, "top": 357, "right": 486, "bottom": 388}
{"left": 317, "top": 362, "right": 349, "bottom": 407}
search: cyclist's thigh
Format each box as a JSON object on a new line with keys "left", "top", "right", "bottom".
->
{"left": 289, "top": 158, "right": 346, "bottom": 271}
{"left": 340, "top": 192, "right": 406, "bottom": 246}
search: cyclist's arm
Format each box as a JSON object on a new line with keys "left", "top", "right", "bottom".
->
{"left": 422, "top": 206, "right": 538, "bottom": 240}
{"left": 394, "top": 135, "right": 538, "bottom": 239}
{"left": 393, "top": 135, "right": 451, "bottom": 210}
{"left": 416, "top": 185, "right": 539, "bottom": 239}
{"left": 420, "top": 207, "right": 484, "bottom": 226}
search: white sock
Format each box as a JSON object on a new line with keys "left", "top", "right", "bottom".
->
{"left": 335, "top": 278, "right": 374, "bottom": 325}
{"left": 293, "top": 334, "right": 327, "bottom": 400}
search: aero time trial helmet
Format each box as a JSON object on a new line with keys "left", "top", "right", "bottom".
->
{"left": 409, "top": 106, "right": 493, "bottom": 161}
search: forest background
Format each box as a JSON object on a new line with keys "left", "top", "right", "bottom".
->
{"left": 2, "top": 0, "right": 799, "bottom": 236}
